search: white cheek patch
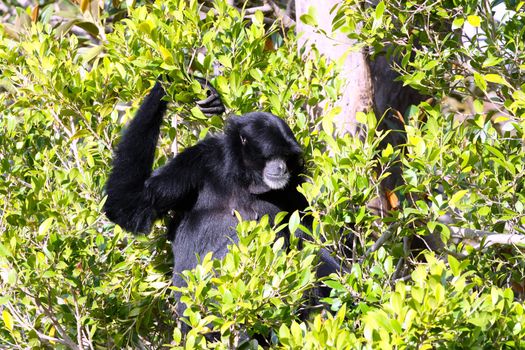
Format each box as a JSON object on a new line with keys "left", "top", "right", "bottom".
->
{"left": 263, "top": 173, "right": 290, "bottom": 189}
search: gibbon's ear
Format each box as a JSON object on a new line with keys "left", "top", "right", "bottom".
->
{"left": 225, "top": 115, "right": 243, "bottom": 135}
{"left": 226, "top": 114, "right": 242, "bottom": 126}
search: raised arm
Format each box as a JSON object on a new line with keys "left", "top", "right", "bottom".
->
{"left": 104, "top": 78, "right": 225, "bottom": 234}
{"left": 104, "top": 82, "right": 167, "bottom": 233}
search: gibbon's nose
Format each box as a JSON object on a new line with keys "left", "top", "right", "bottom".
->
{"left": 266, "top": 159, "right": 288, "bottom": 177}
{"left": 276, "top": 161, "right": 286, "bottom": 174}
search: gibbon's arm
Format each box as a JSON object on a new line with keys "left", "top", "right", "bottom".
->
{"left": 144, "top": 140, "right": 215, "bottom": 213}
{"left": 104, "top": 78, "right": 224, "bottom": 234}
{"left": 104, "top": 81, "right": 167, "bottom": 234}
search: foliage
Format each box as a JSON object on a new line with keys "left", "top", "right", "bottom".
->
{"left": 0, "top": 0, "right": 524, "bottom": 349}
{"left": 336, "top": 0, "right": 525, "bottom": 115}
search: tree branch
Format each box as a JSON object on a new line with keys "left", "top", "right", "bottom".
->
{"left": 364, "top": 223, "right": 399, "bottom": 257}
{"left": 263, "top": 0, "right": 296, "bottom": 27}
{"left": 5, "top": 302, "right": 77, "bottom": 349}
{"left": 449, "top": 226, "right": 525, "bottom": 248}
{"left": 244, "top": 4, "right": 272, "bottom": 15}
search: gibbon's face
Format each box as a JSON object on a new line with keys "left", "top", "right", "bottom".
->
{"left": 228, "top": 112, "right": 303, "bottom": 193}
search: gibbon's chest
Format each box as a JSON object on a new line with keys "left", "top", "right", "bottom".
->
{"left": 191, "top": 182, "right": 284, "bottom": 222}
{"left": 168, "top": 185, "right": 283, "bottom": 243}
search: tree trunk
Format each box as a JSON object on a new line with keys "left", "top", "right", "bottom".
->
{"left": 295, "top": 0, "right": 427, "bottom": 215}
{"left": 295, "top": 0, "right": 373, "bottom": 138}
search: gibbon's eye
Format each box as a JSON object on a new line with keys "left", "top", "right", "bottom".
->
{"left": 240, "top": 135, "right": 247, "bottom": 145}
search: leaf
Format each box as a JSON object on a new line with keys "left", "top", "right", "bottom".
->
{"left": 375, "top": 1, "right": 385, "bottom": 20}
{"left": 129, "top": 308, "right": 141, "bottom": 317}
{"left": 300, "top": 14, "right": 317, "bottom": 26}
{"left": 254, "top": 10, "right": 264, "bottom": 27}
{"left": 484, "top": 74, "right": 509, "bottom": 86}
{"left": 324, "top": 280, "right": 345, "bottom": 291}
{"left": 452, "top": 17, "right": 464, "bottom": 30}
{"left": 278, "top": 324, "right": 291, "bottom": 344}
{"left": 173, "top": 327, "right": 182, "bottom": 344}
{"left": 138, "top": 20, "right": 153, "bottom": 35}
{"left": 76, "top": 21, "right": 100, "bottom": 37}
{"left": 82, "top": 45, "right": 104, "bottom": 64}
{"left": 485, "top": 145, "right": 505, "bottom": 160}
{"left": 386, "top": 190, "right": 399, "bottom": 209}
{"left": 467, "top": 15, "right": 481, "bottom": 27}
{"left": 42, "top": 270, "right": 57, "bottom": 278}
{"left": 473, "top": 72, "right": 487, "bottom": 91}
{"left": 372, "top": 1, "right": 386, "bottom": 30}
{"left": 356, "top": 111, "right": 367, "bottom": 124}
{"left": 482, "top": 54, "right": 503, "bottom": 68}
{"left": 449, "top": 255, "right": 461, "bottom": 278}
{"left": 0, "top": 243, "right": 12, "bottom": 258}
{"left": 288, "top": 211, "right": 300, "bottom": 235}
{"left": 449, "top": 190, "right": 468, "bottom": 209}
{"left": 55, "top": 19, "right": 79, "bottom": 37}
{"left": 80, "top": 0, "right": 90, "bottom": 13}
{"left": 321, "top": 107, "right": 341, "bottom": 135}
{"left": 158, "top": 46, "right": 173, "bottom": 64}
{"left": 31, "top": 5, "right": 39, "bottom": 22}
{"left": 39, "top": 217, "right": 54, "bottom": 236}
{"left": 3, "top": 310, "right": 13, "bottom": 331}
{"left": 423, "top": 60, "right": 439, "bottom": 70}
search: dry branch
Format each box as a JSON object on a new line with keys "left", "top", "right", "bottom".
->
{"left": 449, "top": 226, "right": 525, "bottom": 248}
{"left": 263, "top": 0, "right": 295, "bottom": 27}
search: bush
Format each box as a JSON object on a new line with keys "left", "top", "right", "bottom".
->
{"left": 1, "top": 0, "right": 524, "bottom": 348}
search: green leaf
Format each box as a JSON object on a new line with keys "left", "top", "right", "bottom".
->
{"left": 484, "top": 74, "right": 509, "bottom": 86}
{"left": 452, "top": 17, "right": 464, "bottom": 30}
{"left": 254, "top": 10, "right": 264, "bottom": 26}
{"left": 356, "top": 111, "right": 367, "bottom": 124}
{"left": 0, "top": 243, "right": 12, "bottom": 258}
{"left": 82, "top": 45, "right": 104, "bottom": 64}
{"left": 129, "top": 307, "right": 142, "bottom": 317}
{"left": 159, "top": 46, "right": 174, "bottom": 64}
{"left": 375, "top": 1, "right": 385, "bottom": 20}
{"left": 279, "top": 323, "right": 291, "bottom": 343}
{"left": 485, "top": 144, "right": 505, "bottom": 160}
{"left": 448, "top": 255, "right": 460, "bottom": 276}
{"left": 138, "top": 20, "right": 154, "bottom": 35}
{"left": 482, "top": 54, "right": 503, "bottom": 68}
{"left": 300, "top": 14, "right": 317, "bottom": 26}
{"left": 42, "top": 270, "right": 57, "bottom": 278}
{"left": 324, "top": 280, "right": 345, "bottom": 291}
{"left": 288, "top": 211, "right": 300, "bottom": 236}
{"left": 449, "top": 190, "right": 468, "bottom": 209}
{"left": 76, "top": 21, "right": 100, "bottom": 37}
{"left": 38, "top": 217, "right": 54, "bottom": 237}
{"left": 473, "top": 72, "right": 487, "bottom": 91}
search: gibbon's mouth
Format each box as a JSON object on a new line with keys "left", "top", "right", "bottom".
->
{"left": 264, "top": 173, "right": 290, "bottom": 189}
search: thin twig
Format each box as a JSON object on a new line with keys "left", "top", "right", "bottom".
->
{"left": 364, "top": 223, "right": 399, "bottom": 257}
{"left": 5, "top": 302, "right": 77, "bottom": 349}
{"left": 33, "top": 295, "right": 80, "bottom": 350}
{"left": 392, "top": 236, "right": 410, "bottom": 281}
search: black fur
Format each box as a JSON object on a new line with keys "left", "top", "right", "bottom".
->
{"left": 104, "top": 80, "right": 341, "bottom": 333}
